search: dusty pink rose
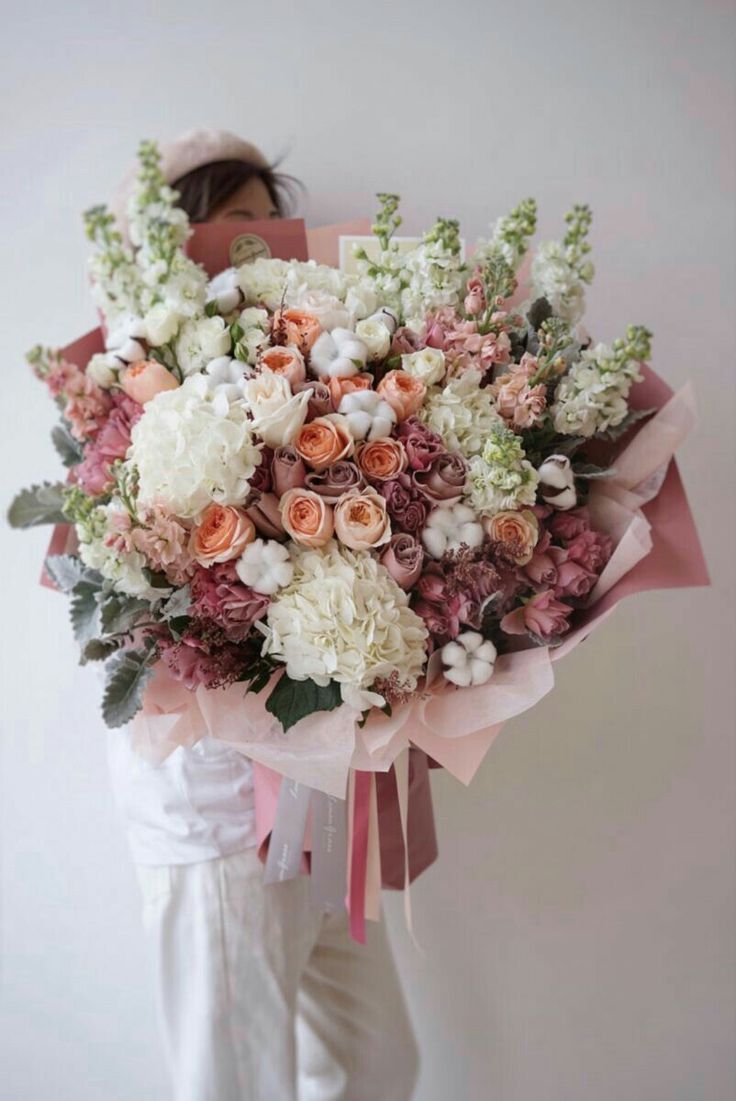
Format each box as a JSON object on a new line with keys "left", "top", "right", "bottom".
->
{"left": 245, "top": 492, "right": 286, "bottom": 539}
{"left": 565, "top": 529, "right": 613, "bottom": 574}
{"left": 379, "top": 533, "right": 424, "bottom": 590}
{"left": 333, "top": 487, "right": 391, "bottom": 550}
{"left": 379, "top": 474, "right": 429, "bottom": 535}
{"left": 523, "top": 545, "right": 567, "bottom": 588}
{"left": 190, "top": 563, "right": 270, "bottom": 642}
{"left": 271, "top": 445, "right": 307, "bottom": 496}
{"left": 395, "top": 417, "right": 446, "bottom": 471}
{"left": 376, "top": 370, "right": 426, "bottom": 421}
{"left": 500, "top": 590, "right": 572, "bottom": 641}
{"left": 547, "top": 507, "right": 591, "bottom": 542}
{"left": 304, "top": 461, "right": 365, "bottom": 503}
{"left": 121, "top": 360, "right": 179, "bottom": 404}
{"left": 390, "top": 326, "right": 426, "bottom": 357}
{"left": 293, "top": 380, "right": 334, "bottom": 420}
{"left": 76, "top": 393, "right": 143, "bottom": 496}
{"left": 260, "top": 345, "right": 306, "bottom": 387}
{"left": 279, "top": 488, "right": 334, "bottom": 548}
{"left": 413, "top": 452, "right": 467, "bottom": 502}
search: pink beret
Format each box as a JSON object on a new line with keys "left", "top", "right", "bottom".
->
{"left": 111, "top": 128, "right": 270, "bottom": 235}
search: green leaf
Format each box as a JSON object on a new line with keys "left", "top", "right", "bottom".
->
{"left": 161, "top": 585, "right": 191, "bottom": 620}
{"left": 51, "top": 424, "right": 84, "bottom": 467}
{"left": 7, "top": 482, "right": 68, "bottom": 528}
{"left": 265, "top": 674, "right": 343, "bottom": 733}
{"left": 70, "top": 581, "right": 103, "bottom": 645}
{"left": 45, "top": 555, "right": 100, "bottom": 593}
{"left": 102, "top": 646, "right": 156, "bottom": 728}
{"left": 80, "top": 637, "right": 120, "bottom": 665}
{"left": 100, "top": 593, "right": 151, "bottom": 636}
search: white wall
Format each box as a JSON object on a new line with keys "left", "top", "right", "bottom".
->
{"left": 1, "top": 2, "right": 734, "bottom": 1098}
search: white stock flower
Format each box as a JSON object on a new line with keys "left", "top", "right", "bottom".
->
{"left": 241, "top": 368, "right": 310, "bottom": 447}
{"left": 401, "top": 347, "right": 446, "bottom": 386}
{"left": 236, "top": 539, "right": 294, "bottom": 595}
{"left": 207, "top": 268, "right": 242, "bottom": 314}
{"left": 421, "top": 502, "right": 484, "bottom": 558}
{"left": 129, "top": 374, "right": 262, "bottom": 519}
{"left": 465, "top": 423, "right": 539, "bottom": 517}
{"left": 441, "top": 632, "right": 497, "bottom": 687}
{"left": 175, "top": 316, "right": 232, "bottom": 377}
{"left": 309, "top": 328, "right": 368, "bottom": 379}
{"left": 338, "top": 390, "right": 396, "bottom": 441}
{"left": 531, "top": 241, "right": 588, "bottom": 324}
{"left": 419, "top": 368, "right": 502, "bottom": 457}
{"left": 77, "top": 505, "right": 166, "bottom": 601}
{"left": 237, "top": 258, "right": 291, "bottom": 310}
{"left": 551, "top": 342, "right": 642, "bottom": 438}
{"left": 260, "top": 540, "right": 428, "bottom": 709}
{"left": 538, "top": 455, "right": 577, "bottom": 510}
{"left": 86, "top": 353, "right": 120, "bottom": 389}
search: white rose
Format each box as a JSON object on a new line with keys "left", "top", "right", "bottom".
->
{"left": 401, "top": 347, "right": 446, "bottom": 386}
{"left": 242, "top": 368, "right": 310, "bottom": 447}
{"left": 239, "top": 307, "right": 270, "bottom": 329}
{"left": 143, "top": 303, "right": 181, "bottom": 346}
{"left": 291, "top": 289, "right": 350, "bottom": 331}
{"left": 86, "top": 353, "right": 119, "bottom": 389}
{"left": 344, "top": 279, "right": 378, "bottom": 320}
{"left": 175, "top": 316, "right": 232, "bottom": 377}
{"left": 354, "top": 316, "right": 391, "bottom": 361}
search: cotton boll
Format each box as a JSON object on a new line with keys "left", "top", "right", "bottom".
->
{"left": 421, "top": 502, "right": 484, "bottom": 558}
{"left": 338, "top": 390, "right": 397, "bottom": 441}
{"left": 310, "top": 329, "right": 368, "bottom": 379}
{"left": 236, "top": 539, "right": 294, "bottom": 595}
{"left": 441, "top": 631, "right": 497, "bottom": 687}
{"left": 538, "top": 454, "right": 577, "bottom": 510}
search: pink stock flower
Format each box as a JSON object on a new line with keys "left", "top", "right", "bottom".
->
{"left": 62, "top": 369, "right": 113, "bottom": 442}
{"left": 500, "top": 590, "right": 572, "bottom": 641}
{"left": 189, "top": 563, "right": 270, "bottom": 642}
{"left": 463, "top": 275, "right": 486, "bottom": 316}
{"left": 130, "top": 505, "right": 195, "bottom": 585}
{"left": 492, "top": 369, "right": 547, "bottom": 430}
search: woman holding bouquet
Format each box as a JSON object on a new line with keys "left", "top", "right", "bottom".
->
{"left": 108, "top": 129, "right": 420, "bottom": 1101}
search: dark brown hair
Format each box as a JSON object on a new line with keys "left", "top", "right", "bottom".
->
{"left": 172, "top": 158, "right": 301, "bottom": 222}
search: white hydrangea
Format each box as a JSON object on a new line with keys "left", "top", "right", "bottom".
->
{"left": 129, "top": 374, "right": 262, "bottom": 519}
{"left": 174, "top": 316, "right": 232, "bottom": 377}
{"left": 237, "top": 258, "right": 349, "bottom": 312}
{"left": 237, "top": 257, "right": 291, "bottom": 310}
{"left": 465, "top": 423, "right": 539, "bottom": 517}
{"left": 551, "top": 342, "right": 643, "bottom": 437}
{"left": 418, "top": 368, "right": 502, "bottom": 457}
{"left": 259, "top": 540, "right": 429, "bottom": 711}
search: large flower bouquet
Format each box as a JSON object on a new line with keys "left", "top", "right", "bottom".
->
{"left": 9, "top": 142, "right": 706, "bottom": 935}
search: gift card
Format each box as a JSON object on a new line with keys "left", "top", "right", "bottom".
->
{"left": 187, "top": 218, "right": 309, "bottom": 276}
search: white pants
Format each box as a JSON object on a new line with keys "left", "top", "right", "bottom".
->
{"left": 136, "top": 848, "right": 419, "bottom": 1101}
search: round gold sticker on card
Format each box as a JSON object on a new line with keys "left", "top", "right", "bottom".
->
{"left": 229, "top": 233, "right": 272, "bottom": 266}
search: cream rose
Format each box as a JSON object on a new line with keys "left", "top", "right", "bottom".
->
{"left": 333, "top": 486, "right": 391, "bottom": 550}
{"left": 401, "top": 347, "right": 446, "bottom": 386}
{"left": 242, "top": 369, "right": 310, "bottom": 447}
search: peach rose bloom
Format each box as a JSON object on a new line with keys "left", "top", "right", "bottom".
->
{"left": 280, "top": 488, "right": 334, "bottom": 548}
{"left": 356, "top": 438, "right": 407, "bottom": 482}
{"left": 294, "top": 415, "right": 353, "bottom": 472}
{"left": 260, "top": 345, "right": 306, "bottom": 387}
{"left": 121, "top": 360, "right": 179, "bottom": 404}
{"left": 190, "top": 504, "right": 256, "bottom": 566}
{"left": 482, "top": 509, "right": 539, "bottom": 565}
{"left": 376, "top": 370, "right": 426, "bottom": 421}
{"left": 274, "top": 308, "right": 322, "bottom": 355}
{"left": 334, "top": 487, "right": 391, "bottom": 550}
{"left": 327, "top": 373, "right": 373, "bottom": 409}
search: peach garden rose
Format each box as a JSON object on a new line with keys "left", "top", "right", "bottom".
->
{"left": 294, "top": 415, "right": 354, "bottom": 472}
{"left": 376, "top": 369, "right": 427, "bottom": 421}
{"left": 279, "top": 487, "right": 334, "bottom": 548}
{"left": 333, "top": 486, "right": 391, "bottom": 550}
{"left": 190, "top": 504, "right": 256, "bottom": 567}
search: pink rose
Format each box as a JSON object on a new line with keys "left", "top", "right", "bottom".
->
{"left": 245, "top": 492, "right": 286, "bottom": 539}
{"left": 500, "top": 590, "right": 572, "bottom": 641}
{"left": 379, "top": 474, "right": 429, "bottom": 535}
{"left": 304, "top": 461, "right": 365, "bottom": 503}
{"left": 271, "top": 445, "right": 307, "bottom": 496}
{"left": 523, "top": 545, "right": 567, "bottom": 588}
{"left": 121, "top": 360, "right": 179, "bottom": 404}
{"left": 379, "top": 533, "right": 424, "bottom": 589}
{"left": 189, "top": 563, "right": 270, "bottom": 643}
{"left": 565, "top": 529, "right": 613, "bottom": 574}
{"left": 293, "top": 380, "right": 334, "bottom": 420}
{"left": 280, "top": 488, "right": 334, "bottom": 548}
{"left": 414, "top": 452, "right": 468, "bottom": 503}
{"left": 554, "top": 560, "right": 597, "bottom": 599}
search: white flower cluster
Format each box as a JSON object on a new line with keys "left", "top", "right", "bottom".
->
{"left": 551, "top": 341, "right": 643, "bottom": 437}
{"left": 399, "top": 219, "right": 465, "bottom": 329}
{"left": 260, "top": 540, "right": 429, "bottom": 711}
{"left": 470, "top": 197, "right": 538, "bottom": 275}
{"left": 465, "top": 423, "right": 539, "bottom": 517}
{"left": 237, "top": 258, "right": 350, "bottom": 313}
{"left": 76, "top": 503, "right": 164, "bottom": 601}
{"left": 419, "top": 369, "right": 502, "bottom": 457}
{"left": 531, "top": 241, "right": 589, "bottom": 324}
{"left": 128, "top": 374, "right": 262, "bottom": 518}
